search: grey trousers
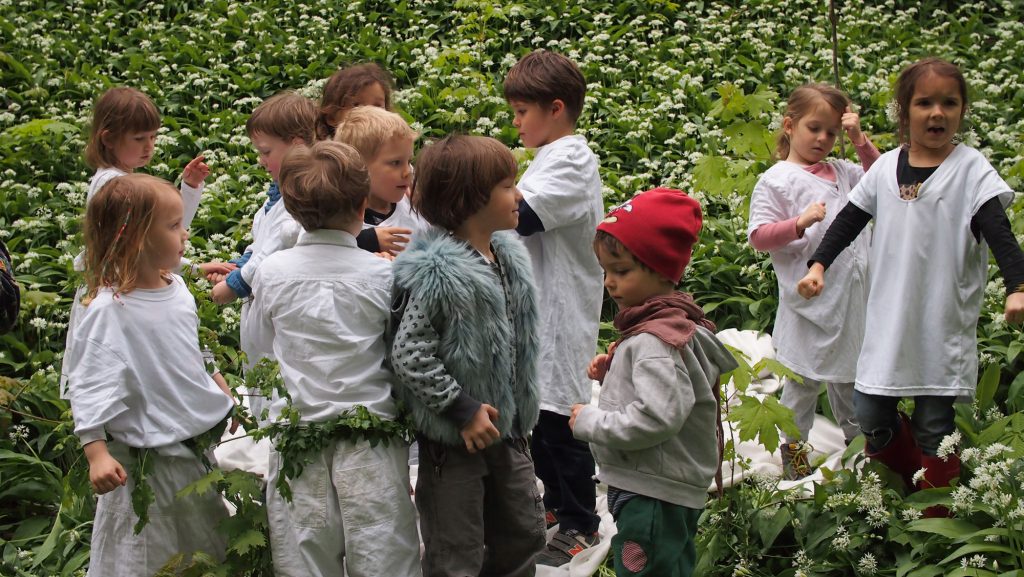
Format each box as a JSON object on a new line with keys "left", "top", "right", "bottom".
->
{"left": 416, "top": 436, "right": 546, "bottom": 577}
{"left": 780, "top": 376, "right": 859, "bottom": 443}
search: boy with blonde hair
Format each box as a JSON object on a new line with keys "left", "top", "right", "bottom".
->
{"left": 333, "top": 105, "right": 428, "bottom": 255}
{"left": 570, "top": 188, "right": 736, "bottom": 577}
{"left": 248, "top": 140, "right": 420, "bottom": 577}
{"left": 503, "top": 49, "right": 604, "bottom": 565}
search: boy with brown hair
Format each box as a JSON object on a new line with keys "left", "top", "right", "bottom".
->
{"left": 248, "top": 140, "right": 420, "bottom": 577}
{"left": 570, "top": 188, "right": 737, "bottom": 577}
{"left": 504, "top": 49, "right": 605, "bottom": 565}
{"left": 207, "top": 91, "right": 316, "bottom": 422}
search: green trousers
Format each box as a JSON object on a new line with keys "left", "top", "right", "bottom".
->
{"left": 611, "top": 495, "right": 702, "bottom": 577}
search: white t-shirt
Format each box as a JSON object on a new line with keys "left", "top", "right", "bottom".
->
{"left": 66, "top": 275, "right": 233, "bottom": 448}
{"left": 360, "top": 196, "right": 434, "bottom": 254}
{"left": 748, "top": 160, "right": 870, "bottom": 381}
{"left": 518, "top": 134, "right": 604, "bottom": 414}
{"left": 248, "top": 229, "right": 398, "bottom": 423}
{"left": 848, "top": 145, "right": 1013, "bottom": 398}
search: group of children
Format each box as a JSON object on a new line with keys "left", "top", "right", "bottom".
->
{"left": 60, "top": 48, "right": 1024, "bottom": 577}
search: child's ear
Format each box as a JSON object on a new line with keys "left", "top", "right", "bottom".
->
{"left": 99, "top": 129, "right": 114, "bottom": 147}
{"left": 550, "top": 99, "right": 565, "bottom": 118}
{"left": 290, "top": 137, "right": 305, "bottom": 146}
{"left": 782, "top": 116, "right": 794, "bottom": 135}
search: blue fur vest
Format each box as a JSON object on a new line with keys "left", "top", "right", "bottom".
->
{"left": 390, "top": 230, "right": 540, "bottom": 446}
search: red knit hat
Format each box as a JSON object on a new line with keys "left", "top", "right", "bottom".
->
{"left": 596, "top": 188, "right": 702, "bottom": 284}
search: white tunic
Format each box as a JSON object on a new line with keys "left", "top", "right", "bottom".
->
{"left": 248, "top": 229, "right": 398, "bottom": 423}
{"left": 238, "top": 199, "right": 302, "bottom": 366}
{"left": 848, "top": 145, "right": 1013, "bottom": 398}
{"left": 518, "top": 135, "right": 605, "bottom": 414}
{"left": 748, "top": 160, "right": 870, "bottom": 381}
{"left": 66, "top": 275, "right": 233, "bottom": 447}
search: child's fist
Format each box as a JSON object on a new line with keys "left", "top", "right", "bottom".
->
{"left": 211, "top": 281, "right": 238, "bottom": 305}
{"left": 1005, "top": 292, "right": 1024, "bottom": 325}
{"left": 797, "top": 202, "right": 826, "bottom": 234}
{"left": 568, "top": 403, "right": 587, "bottom": 431}
{"left": 587, "top": 353, "right": 611, "bottom": 382}
{"left": 797, "top": 263, "right": 826, "bottom": 299}
{"left": 375, "top": 227, "right": 412, "bottom": 254}
{"left": 460, "top": 404, "right": 500, "bottom": 454}
{"left": 842, "top": 106, "right": 867, "bottom": 146}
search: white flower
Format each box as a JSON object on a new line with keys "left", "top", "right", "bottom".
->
{"left": 857, "top": 553, "right": 878, "bottom": 575}
{"left": 936, "top": 431, "right": 961, "bottom": 461}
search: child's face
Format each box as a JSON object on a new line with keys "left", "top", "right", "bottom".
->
{"left": 251, "top": 132, "right": 302, "bottom": 182}
{"left": 144, "top": 185, "right": 188, "bottom": 273}
{"left": 783, "top": 101, "right": 840, "bottom": 166}
{"left": 509, "top": 100, "right": 559, "bottom": 149}
{"left": 107, "top": 129, "right": 157, "bottom": 171}
{"left": 331, "top": 82, "right": 387, "bottom": 125}
{"left": 596, "top": 243, "right": 672, "bottom": 309}
{"left": 907, "top": 72, "right": 963, "bottom": 157}
{"left": 470, "top": 175, "right": 522, "bottom": 233}
{"left": 367, "top": 135, "right": 414, "bottom": 209}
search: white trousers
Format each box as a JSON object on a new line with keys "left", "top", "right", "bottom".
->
{"left": 267, "top": 438, "right": 421, "bottom": 577}
{"left": 87, "top": 442, "right": 228, "bottom": 577}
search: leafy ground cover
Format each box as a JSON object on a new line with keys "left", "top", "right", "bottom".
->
{"left": 2, "top": 0, "right": 1024, "bottom": 574}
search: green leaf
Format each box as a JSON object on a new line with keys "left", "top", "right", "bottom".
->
{"left": 939, "top": 542, "right": 1015, "bottom": 565}
{"left": 725, "top": 394, "right": 799, "bottom": 453}
{"left": 227, "top": 529, "right": 266, "bottom": 556}
{"left": 905, "top": 518, "right": 981, "bottom": 538}
{"left": 755, "top": 506, "right": 791, "bottom": 550}
{"left": 177, "top": 468, "right": 225, "bottom": 499}
{"left": 975, "top": 363, "right": 999, "bottom": 412}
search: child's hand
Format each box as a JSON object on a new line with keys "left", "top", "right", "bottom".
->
{"left": 1005, "top": 292, "right": 1024, "bottom": 325}
{"left": 211, "top": 281, "right": 238, "bottom": 305}
{"left": 200, "top": 262, "right": 237, "bottom": 283}
{"left": 374, "top": 251, "right": 396, "bottom": 261}
{"left": 212, "top": 372, "right": 240, "bottom": 434}
{"left": 796, "top": 202, "right": 826, "bottom": 235}
{"left": 587, "top": 353, "right": 611, "bottom": 382}
{"left": 461, "top": 404, "right": 500, "bottom": 454}
{"left": 182, "top": 154, "right": 211, "bottom": 189}
{"left": 375, "top": 227, "right": 412, "bottom": 254}
{"left": 568, "top": 403, "right": 587, "bottom": 431}
{"left": 84, "top": 441, "right": 127, "bottom": 494}
{"left": 842, "top": 106, "right": 868, "bottom": 146}
{"left": 797, "top": 263, "right": 826, "bottom": 299}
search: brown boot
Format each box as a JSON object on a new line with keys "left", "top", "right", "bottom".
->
{"left": 918, "top": 453, "right": 961, "bottom": 518}
{"left": 864, "top": 412, "right": 921, "bottom": 489}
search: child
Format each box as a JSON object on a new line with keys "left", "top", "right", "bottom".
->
{"left": 798, "top": 58, "right": 1024, "bottom": 514}
{"left": 570, "top": 188, "right": 737, "bottom": 577}
{"left": 333, "top": 105, "right": 427, "bottom": 256}
{"left": 389, "top": 135, "right": 545, "bottom": 576}
{"left": 63, "top": 87, "right": 228, "bottom": 395}
{"left": 83, "top": 87, "right": 209, "bottom": 217}
{"left": 208, "top": 91, "right": 315, "bottom": 422}
{"left": 747, "top": 83, "right": 879, "bottom": 479}
{"left": 247, "top": 141, "right": 420, "bottom": 577}
{"left": 315, "top": 62, "right": 393, "bottom": 140}
{"left": 503, "top": 48, "right": 604, "bottom": 563}
{"left": 65, "top": 174, "right": 236, "bottom": 576}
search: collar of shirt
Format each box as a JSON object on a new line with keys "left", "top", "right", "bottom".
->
{"left": 296, "top": 228, "right": 358, "bottom": 248}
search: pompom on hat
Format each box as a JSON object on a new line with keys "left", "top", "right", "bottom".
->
{"left": 596, "top": 187, "right": 702, "bottom": 284}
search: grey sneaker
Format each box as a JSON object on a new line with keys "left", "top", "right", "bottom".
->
{"left": 781, "top": 442, "right": 812, "bottom": 480}
{"left": 536, "top": 529, "right": 600, "bottom": 567}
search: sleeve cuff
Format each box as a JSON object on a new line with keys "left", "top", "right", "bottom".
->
{"left": 78, "top": 427, "right": 106, "bottom": 446}
{"left": 356, "top": 228, "right": 381, "bottom": 253}
{"left": 441, "top": 391, "right": 482, "bottom": 429}
{"left": 224, "top": 269, "right": 251, "bottom": 298}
